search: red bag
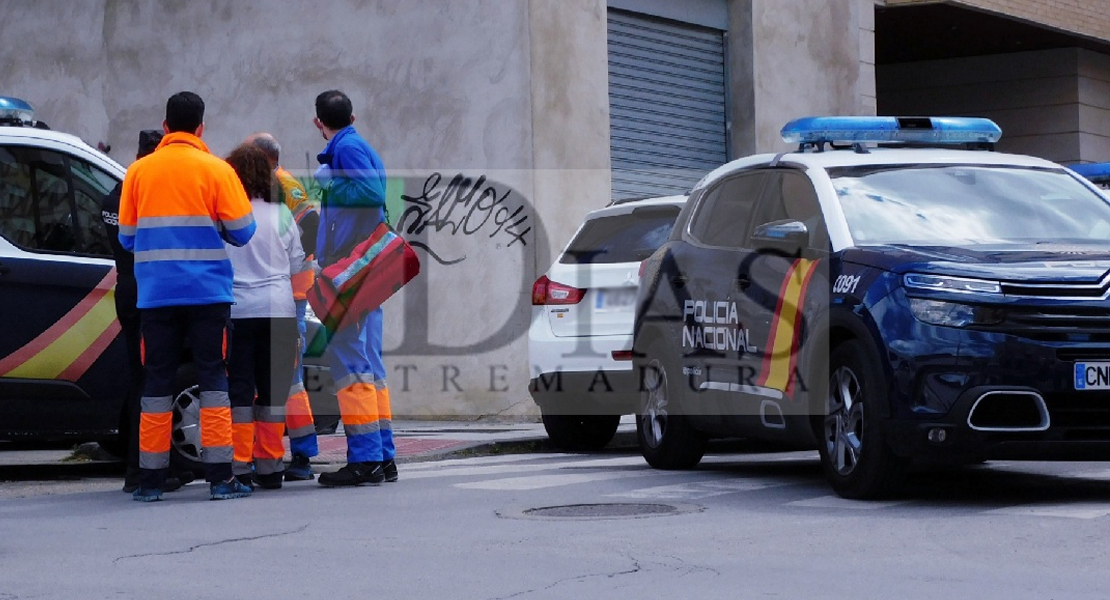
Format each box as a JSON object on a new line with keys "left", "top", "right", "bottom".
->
{"left": 306, "top": 222, "right": 420, "bottom": 331}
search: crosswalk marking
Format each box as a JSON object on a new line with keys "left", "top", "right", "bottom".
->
{"left": 985, "top": 504, "right": 1110, "bottom": 520}
{"left": 606, "top": 479, "right": 788, "bottom": 500}
{"left": 402, "top": 455, "right": 648, "bottom": 480}
{"left": 456, "top": 470, "right": 659, "bottom": 491}
{"left": 786, "top": 495, "right": 910, "bottom": 510}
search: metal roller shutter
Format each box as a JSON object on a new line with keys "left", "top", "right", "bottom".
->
{"left": 608, "top": 10, "right": 728, "bottom": 201}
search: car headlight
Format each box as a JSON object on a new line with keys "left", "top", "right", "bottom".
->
{"left": 908, "top": 298, "right": 1003, "bottom": 327}
{"left": 903, "top": 273, "right": 1002, "bottom": 294}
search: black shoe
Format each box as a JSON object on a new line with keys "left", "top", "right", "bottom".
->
{"left": 255, "top": 472, "right": 283, "bottom": 490}
{"left": 234, "top": 473, "right": 255, "bottom": 491}
{"left": 383, "top": 459, "right": 398, "bottom": 482}
{"left": 122, "top": 469, "right": 140, "bottom": 493}
{"left": 163, "top": 471, "right": 195, "bottom": 493}
{"left": 318, "top": 462, "right": 384, "bottom": 487}
{"left": 284, "top": 453, "right": 315, "bottom": 481}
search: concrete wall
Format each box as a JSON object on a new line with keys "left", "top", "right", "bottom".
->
{"left": 878, "top": 47, "right": 1110, "bottom": 163}
{"left": 0, "top": 0, "right": 612, "bottom": 419}
{"left": 727, "top": 0, "right": 866, "bottom": 155}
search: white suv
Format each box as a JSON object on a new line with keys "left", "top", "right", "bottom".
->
{"left": 528, "top": 195, "right": 686, "bottom": 450}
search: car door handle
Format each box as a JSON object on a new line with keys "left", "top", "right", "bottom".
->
{"left": 670, "top": 276, "right": 688, "bottom": 288}
{"left": 734, "top": 276, "right": 751, "bottom": 290}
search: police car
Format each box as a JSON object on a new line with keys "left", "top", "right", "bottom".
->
{"left": 633, "top": 116, "right": 1110, "bottom": 499}
{"left": 0, "top": 97, "right": 337, "bottom": 462}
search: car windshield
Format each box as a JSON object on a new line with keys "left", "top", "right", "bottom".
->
{"left": 828, "top": 164, "right": 1110, "bottom": 246}
{"left": 560, "top": 205, "right": 681, "bottom": 264}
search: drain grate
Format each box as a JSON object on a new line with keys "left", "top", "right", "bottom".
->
{"left": 499, "top": 502, "right": 702, "bottom": 521}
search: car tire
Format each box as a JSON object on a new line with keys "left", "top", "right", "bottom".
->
{"left": 817, "top": 340, "right": 907, "bottom": 499}
{"left": 541, "top": 413, "right": 621, "bottom": 451}
{"left": 636, "top": 349, "right": 706, "bottom": 470}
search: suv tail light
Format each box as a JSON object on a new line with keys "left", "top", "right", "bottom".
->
{"left": 532, "top": 275, "right": 586, "bottom": 305}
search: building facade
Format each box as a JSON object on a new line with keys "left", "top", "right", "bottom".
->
{"left": 1, "top": 0, "right": 1107, "bottom": 417}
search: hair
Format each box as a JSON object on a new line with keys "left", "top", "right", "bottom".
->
{"left": 225, "top": 144, "right": 278, "bottom": 203}
{"left": 315, "top": 90, "right": 353, "bottom": 130}
{"left": 247, "top": 133, "right": 281, "bottom": 163}
{"left": 137, "top": 129, "right": 163, "bottom": 158}
{"left": 165, "top": 91, "right": 204, "bottom": 133}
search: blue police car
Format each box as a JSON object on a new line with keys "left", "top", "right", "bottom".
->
{"left": 633, "top": 116, "right": 1110, "bottom": 499}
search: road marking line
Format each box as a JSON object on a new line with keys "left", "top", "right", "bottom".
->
{"left": 606, "top": 479, "right": 788, "bottom": 500}
{"left": 787, "top": 495, "right": 910, "bottom": 510}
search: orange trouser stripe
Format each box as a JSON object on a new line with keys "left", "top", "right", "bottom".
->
{"left": 337, "top": 382, "right": 379, "bottom": 426}
{"left": 139, "top": 412, "right": 172, "bottom": 453}
{"left": 254, "top": 422, "right": 286, "bottom": 460}
{"left": 232, "top": 422, "right": 254, "bottom": 465}
{"left": 286, "top": 389, "right": 315, "bottom": 430}
{"left": 376, "top": 385, "right": 393, "bottom": 421}
{"left": 200, "top": 406, "right": 233, "bottom": 448}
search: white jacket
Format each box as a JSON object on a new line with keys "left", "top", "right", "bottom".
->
{"left": 226, "top": 199, "right": 306, "bottom": 319}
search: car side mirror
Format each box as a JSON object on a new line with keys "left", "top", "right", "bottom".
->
{"left": 751, "top": 219, "right": 808, "bottom": 256}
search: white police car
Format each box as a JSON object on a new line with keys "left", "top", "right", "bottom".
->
{"left": 634, "top": 116, "right": 1110, "bottom": 498}
{"left": 529, "top": 195, "right": 686, "bottom": 450}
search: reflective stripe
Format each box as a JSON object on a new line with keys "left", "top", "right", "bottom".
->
{"left": 200, "top": 390, "right": 231, "bottom": 408}
{"left": 203, "top": 445, "right": 234, "bottom": 464}
{"left": 254, "top": 404, "right": 285, "bottom": 423}
{"left": 334, "top": 371, "right": 376, "bottom": 390}
{"left": 379, "top": 417, "right": 392, "bottom": 431}
{"left": 141, "top": 395, "right": 173, "bottom": 413}
{"left": 221, "top": 213, "right": 256, "bottom": 231}
{"left": 139, "top": 451, "right": 170, "bottom": 470}
{"left": 137, "top": 215, "right": 215, "bottom": 228}
{"left": 119, "top": 224, "right": 137, "bottom": 235}
{"left": 134, "top": 248, "right": 229, "bottom": 263}
{"left": 288, "top": 382, "right": 307, "bottom": 396}
{"left": 344, "top": 421, "right": 381, "bottom": 436}
{"left": 232, "top": 406, "right": 254, "bottom": 423}
{"left": 287, "top": 424, "right": 316, "bottom": 439}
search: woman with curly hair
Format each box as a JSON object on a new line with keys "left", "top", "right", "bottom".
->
{"left": 224, "top": 144, "right": 306, "bottom": 489}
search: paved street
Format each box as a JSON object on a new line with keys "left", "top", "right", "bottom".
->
{"left": 3, "top": 442, "right": 1110, "bottom": 599}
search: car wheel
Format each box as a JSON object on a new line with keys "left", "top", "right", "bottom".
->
{"left": 171, "top": 384, "right": 206, "bottom": 477}
{"left": 818, "top": 340, "right": 906, "bottom": 499}
{"left": 541, "top": 413, "right": 620, "bottom": 451}
{"left": 636, "top": 352, "right": 706, "bottom": 470}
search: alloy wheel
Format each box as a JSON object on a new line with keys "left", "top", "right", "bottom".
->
{"left": 824, "top": 365, "right": 864, "bottom": 476}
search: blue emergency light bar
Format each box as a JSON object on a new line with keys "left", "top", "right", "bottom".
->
{"left": 0, "top": 96, "right": 35, "bottom": 126}
{"left": 1070, "top": 162, "right": 1110, "bottom": 184}
{"left": 781, "top": 116, "right": 1002, "bottom": 145}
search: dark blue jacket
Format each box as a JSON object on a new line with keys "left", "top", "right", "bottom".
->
{"left": 315, "top": 125, "right": 386, "bottom": 266}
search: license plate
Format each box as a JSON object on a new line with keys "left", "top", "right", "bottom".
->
{"left": 1075, "top": 362, "right": 1110, "bottom": 390}
{"left": 595, "top": 288, "right": 637, "bottom": 310}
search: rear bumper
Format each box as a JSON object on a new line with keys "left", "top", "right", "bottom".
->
{"left": 529, "top": 369, "right": 640, "bottom": 415}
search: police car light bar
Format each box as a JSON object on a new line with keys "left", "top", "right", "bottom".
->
{"left": 1070, "top": 162, "right": 1110, "bottom": 184}
{"left": 0, "top": 96, "right": 35, "bottom": 126}
{"left": 781, "top": 116, "right": 1003, "bottom": 145}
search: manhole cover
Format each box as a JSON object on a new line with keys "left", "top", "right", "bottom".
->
{"left": 498, "top": 502, "right": 703, "bottom": 521}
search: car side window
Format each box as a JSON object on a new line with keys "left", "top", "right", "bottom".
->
{"left": 0, "top": 145, "right": 114, "bottom": 256}
{"left": 687, "top": 172, "right": 768, "bottom": 248}
{"left": 748, "top": 170, "right": 830, "bottom": 252}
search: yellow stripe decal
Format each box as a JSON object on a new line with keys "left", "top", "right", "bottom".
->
{"left": 5, "top": 291, "right": 118, "bottom": 380}
{"left": 762, "top": 259, "right": 816, "bottom": 392}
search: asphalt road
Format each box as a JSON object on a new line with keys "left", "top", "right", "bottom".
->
{"left": 2, "top": 447, "right": 1109, "bottom": 599}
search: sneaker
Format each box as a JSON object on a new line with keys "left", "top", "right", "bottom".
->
{"left": 255, "top": 472, "right": 283, "bottom": 490}
{"left": 318, "top": 462, "right": 384, "bottom": 487}
{"left": 132, "top": 488, "right": 163, "bottom": 502}
{"left": 122, "top": 467, "right": 140, "bottom": 493}
{"left": 383, "top": 459, "right": 398, "bottom": 482}
{"left": 210, "top": 478, "right": 253, "bottom": 500}
{"left": 284, "top": 454, "right": 315, "bottom": 481}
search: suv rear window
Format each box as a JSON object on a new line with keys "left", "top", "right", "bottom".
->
{"left": 560, "top": 205, "right": 681, "bottom": 264}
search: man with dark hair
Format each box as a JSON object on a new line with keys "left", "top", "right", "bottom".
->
{"left": 245, "top": 132, "right": 320, "bottom": 480}
{"left": 118, "top": 91, "right": 257, "bottom": 502}
{"left": 311, "top": 89, "right": 398, "bottom": 486}
{"left": 102, "top": 129, "right": 193, "bottom": 494}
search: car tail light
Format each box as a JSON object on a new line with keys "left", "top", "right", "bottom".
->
{"left": 532, "top": 275, "right": 586, "bottom": 305}
{"left": 611, "top": 350, "right": 633, "bottom": 361}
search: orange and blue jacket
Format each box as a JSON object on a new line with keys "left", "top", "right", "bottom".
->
{"left": 118, "top": 132, "right": 256, "bottom": 308}
{"left": 276, "top": 166, "right": 317, "bottom": 300}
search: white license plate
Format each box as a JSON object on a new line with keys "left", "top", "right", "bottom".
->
{"left": 595, "top": 288, "right": 637, "bottom": 310}
{"left": 1075, "top": 362, "right": 1110, "bottom": 390}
